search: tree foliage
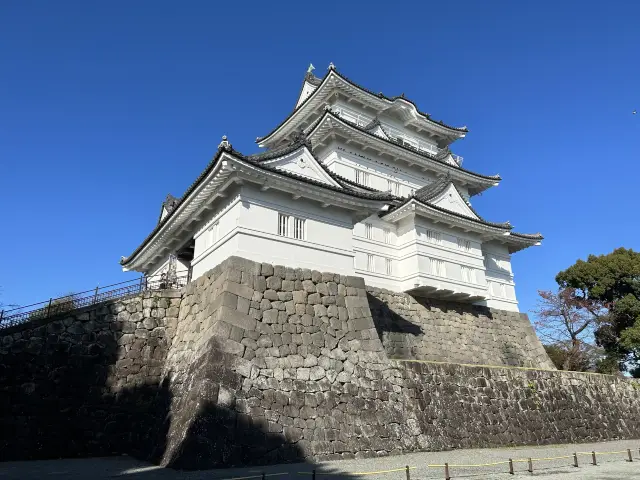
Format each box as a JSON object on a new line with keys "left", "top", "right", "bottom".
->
{"left": 556, "top": 247, "right": 640, "bottom": 375}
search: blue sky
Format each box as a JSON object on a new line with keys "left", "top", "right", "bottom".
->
{"left": 1, "top": 1, "right": 638, "bottom": 316}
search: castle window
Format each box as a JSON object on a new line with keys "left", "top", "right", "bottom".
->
{"left": 426, "top": 229, "right": 442, "bottom": 245}
{"left": 367, "top": 254, "right": 375, "bottom": 272}
{"left": 365, "top": 223, "right": 373, "bottom": 240}
{"left": 210, "top": 222, "right": 219, "bottom": 245}
{"left": 293, "top": 217, "right": 305, "bottom": 240}
{"left": 355, "top": 169, "right": 369, "bottom": 187}
{"left": 457, "top": 237, "right": 471, "bottom": 252}
{"left": 383, "top": 227, "right": 391, "bottom": 244}
{"left": 387, "top": 180, "right": 400, "bottom": 195}
{"left": 461, "top": 266, "right": 470, "bottom": 283}
{"left": 278, "top": 213, "right": 289, "bottom": 237}
{"left": 431, "top": 258, "right": 446, "bottom": 277}
{"left": 469, "top": 268, "right": 477, "bottom": 284}
{"left": 385, "top": 258, "right": 392, "bottom": 275}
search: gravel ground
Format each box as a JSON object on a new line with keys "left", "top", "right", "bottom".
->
{"left": 1, "top": 439, "right": 640, "bottom": 479}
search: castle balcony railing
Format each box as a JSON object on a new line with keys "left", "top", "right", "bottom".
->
{"left": 332, "top": 105, "right": 463, "bottom": 166}
{"left": 0, "top": 273, "right": 188, "bottom": 331}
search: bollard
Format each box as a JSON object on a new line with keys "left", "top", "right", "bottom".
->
{"left": 444, "top": 462, "right": 450, "bottom": 480}
{"left": 508, "top": 458, "right": 514, "bottom": 475}
{"left": 573, "top": 453, "right": 579, "bottom": 468}
{"left": 405, "top": 465, "right": 410, "bottom": 480}
{"left": 527, "top": 458, "right": 533, "bottom": 473}
{"left": 629, "top": 449, "right": 633, "bottom": 462}
{"left": 312, "top": 469, "right": 316, "bottom": 480}
{"left": 592, "top": 451, "right": 597, "bottom": 466}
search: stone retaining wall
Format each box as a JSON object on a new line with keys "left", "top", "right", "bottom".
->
{"left": 367, "top": 287, "right": 554, "bottom": 368}
{"left": 2, "top": 256, "right": 640, "bottom": 469}
{"left": 0, "top": 291, "right": 180, "bottom": 461}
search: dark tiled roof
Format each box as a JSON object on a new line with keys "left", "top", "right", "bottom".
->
{"left": 413, "top": 175, "right": 452, "bottom": 203}
{"left": 258, "top": 67, "right": 467, "bottom": 144}
{"left": 511, "top": 232, "right": 544, "bottom": 240}
{"left": 330, "top": 69, "right": 468, "bottom": 133}
{"left": 397, "top": 196, "right": 512, "bottom": 230}
{"left": 249, "top": 135, "right": 400, "bottom": 197}
{"left": 384, "top": 191, "right": 541, "bottom": 242}
{"left": 122, "top": 145, "right": 396, "bottom": 266}
{"left": 236, "top": 149, "right": 396, "bottom": 201}
{"left": 321, "top": 110, "right": 501, "bottom": 182}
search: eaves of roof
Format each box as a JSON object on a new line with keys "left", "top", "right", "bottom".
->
{"left": 382, "top": 196, "right": 543, "bottom": 243}
{"left": 258, "top": 67, "right": 467, "bottom": 145}
{"left": 121, "top": 145, "right": 396, "bottom": 266}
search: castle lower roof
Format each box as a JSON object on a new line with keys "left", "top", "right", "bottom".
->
{"left": 121, "top": 143, "right": 397, "bottom": 269}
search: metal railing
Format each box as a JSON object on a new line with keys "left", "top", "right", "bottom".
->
{"left": 0, "top": 273, "right": 188, "bottom": 330}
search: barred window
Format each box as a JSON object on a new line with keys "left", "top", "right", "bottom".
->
{"left": 461, "top": 266, "right": 470, "bottom": 283}
{"left": 385, "top": 258, "right": 392, "bottom": 275}
{"left": 431, "top": 258, "right": 446, "bottom": 277}
{"left": 365, "top": 223, "right": 373, "bottom": 240}
{"left": 278, "top": 213, "right": 289, "bottom": 237}
{"left": 355, "top": 169, "right": 369, "bottom": 187}
{"left": 387, "top": 180, "right": 400, "bottom": 195}
{"left": 383, "top": 227, "right": 391, "bottom": 244}
{"left": 426, "top": 229, "right": 442, "bottom": 245}
{"left": 294, "top": 217, "right": 305, "bottom": 240}
{"left": 457, "top": 237, "right": 471, "bottom": 252}
{"left": 367, "top": 254, "right": 375, "bottom": 272}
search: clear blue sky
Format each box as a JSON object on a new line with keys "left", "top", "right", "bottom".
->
{"left": 1, "top": 1, "right": 638, "bottom": 316}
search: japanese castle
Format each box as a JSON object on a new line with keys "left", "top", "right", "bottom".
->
{"left": 121, "top": 63, "right": 542, "bottom": 312}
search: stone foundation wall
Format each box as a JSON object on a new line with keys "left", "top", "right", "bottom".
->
{"left": 1, "top": 256, "right": 640, "bottom": 469}
{"left": 0, "top": 291, "right": 180, "bottom": 461}
{"left": 367, "top": 287, "right": 554, "bottom": 369}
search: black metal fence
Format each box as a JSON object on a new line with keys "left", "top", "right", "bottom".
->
{"left": 0, "top": 273, "right": 188, "bottom": 330}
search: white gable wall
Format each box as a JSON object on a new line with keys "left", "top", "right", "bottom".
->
{"left": 295, "top": 80, "right": 318, "bottom": 109}
{"left": 263, "top": 147, "right": 341, "bottom": 187}
{"left": 428, "top": 183, "right": 479, "bottom": 219}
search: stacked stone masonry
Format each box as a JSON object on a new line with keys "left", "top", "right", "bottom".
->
{"left": 2, "top": 256, "right": 640, "bottom": 469}
{"left": 366, "top": 287, "right": 555, "bottom": 369}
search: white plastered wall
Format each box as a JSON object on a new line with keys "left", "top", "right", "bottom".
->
{"left": 480, "top": 241, "right": 519, "bottom": 311}
{"left": 190, "top": 185, "right": 356, "bottom": 279}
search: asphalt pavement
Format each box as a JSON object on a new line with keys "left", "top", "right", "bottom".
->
{"left": 1, "top": 438, "right": 639, "bottom": 479}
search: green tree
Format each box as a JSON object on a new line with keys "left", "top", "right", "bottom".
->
{"left": 556, "top": 247, "right": 640, "bottom": 376}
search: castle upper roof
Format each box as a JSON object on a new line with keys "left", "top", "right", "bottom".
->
{"left": 258, "top": 64, "right": 467, "bottom": 149}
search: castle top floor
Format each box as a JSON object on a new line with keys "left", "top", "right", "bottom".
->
{"left": 257, "top": 64, "right": 468, "bottom": 158}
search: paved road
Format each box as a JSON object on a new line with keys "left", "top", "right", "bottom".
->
{"left": 1, "top": 439, "right": 640, "bottom": 479}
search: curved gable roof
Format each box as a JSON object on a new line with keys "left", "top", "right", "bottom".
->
{"left": 258, "top": 67, "right": 467, "bottom": 146}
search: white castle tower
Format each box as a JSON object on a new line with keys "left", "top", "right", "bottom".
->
{"left": 121, "top": 64, "right": 542, "bottom": 312}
